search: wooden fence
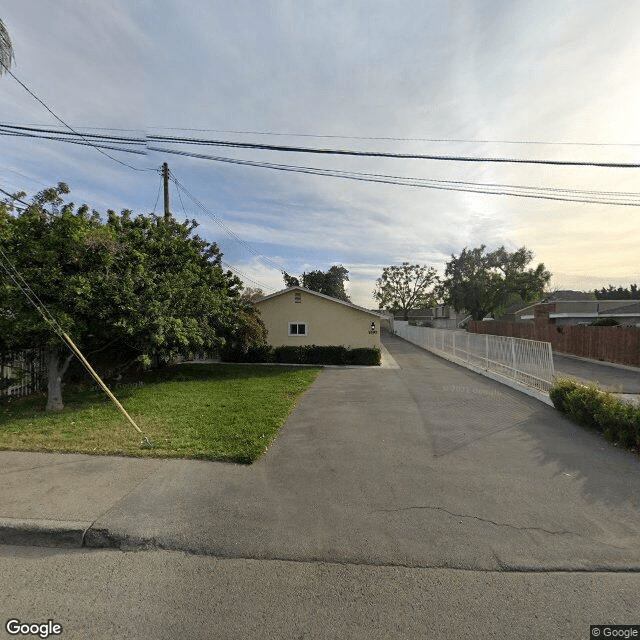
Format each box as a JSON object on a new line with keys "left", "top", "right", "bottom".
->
{"left": 0, "top": 348, "right": 47, "bottom": 398}
{"left": 468, "top": 320, "right": 640, "bottom": 367}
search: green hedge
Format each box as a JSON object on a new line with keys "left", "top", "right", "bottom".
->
{"left": 549, "top": 377, "right": 640, "bottom": 448}
{"left": 221, "top": 344, "right": 381, "bottom": 366}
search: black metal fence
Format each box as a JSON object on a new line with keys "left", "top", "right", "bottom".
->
{"left": 0, "top": 348, "right": 47, "bottom": 398}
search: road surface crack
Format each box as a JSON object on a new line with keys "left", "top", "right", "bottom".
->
{"left": 371, "top": 505, "right": 580, "bottom": 537}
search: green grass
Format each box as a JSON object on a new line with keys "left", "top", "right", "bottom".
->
{"left": 0, "top": 364, "right": 321, "bottom": 463}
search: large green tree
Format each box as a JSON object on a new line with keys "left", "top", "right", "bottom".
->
{"left": 594, "top": 284, "right": 640, "bottom": 300}
{"left": 373, "top": 263, "right": 439, "bottom": 320}
{"left": 0, "top": 184, "right": 266, "bottom": 410}
{"left": 438, "top": 245, "right": 551, "bottom": 321}
{"left": 283, "top": 265, "right": 350, "bottom": 302}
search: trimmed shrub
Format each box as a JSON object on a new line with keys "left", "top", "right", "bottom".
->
{"left": 549, "top": 377, "right": 580, "bottom": 412}
{"left": 220, "top": 344, "right": 273, "bottom": 363}
{"left": 549, "top": 377, "right": 640, "bottom": 449}
{"left": 593, "top": 394, "right": 640, "bottom": 447}
{"left": 273, "top": 345, "right": 380, "bottom": 366}
{"left": 224, "top": 344, "right": 382, "bottom": 366}
{"left": 565, "top": 384, "right": 602, "bottom": 428}
{"left": 349, "top": 347, "right": 381, "bottom": 366}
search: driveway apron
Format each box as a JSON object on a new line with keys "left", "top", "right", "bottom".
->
{"left": 91, "top": 333, "right": 640, "bottom": 570}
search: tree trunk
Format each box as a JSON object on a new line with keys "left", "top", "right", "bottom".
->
{"left": 46, "top": 349, "right": 74, "bottom": 411}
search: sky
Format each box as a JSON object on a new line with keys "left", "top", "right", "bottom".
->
{"left": 1, "top": 1, "right": 639, "bottom": 308}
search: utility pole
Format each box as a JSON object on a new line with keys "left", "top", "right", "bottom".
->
{"left": 162, "top": 162, "right": 170, "bottom": 219}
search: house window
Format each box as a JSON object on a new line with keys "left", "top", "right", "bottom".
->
{"left": 294, "top": 292, "right": 302, "bottom": 303}
{"left": 288, "top": 322, "right": 307, "bottom": 336}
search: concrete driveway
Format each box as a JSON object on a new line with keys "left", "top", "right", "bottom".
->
{"left": 33, "top": 332, "right": 626, "bottom": 571}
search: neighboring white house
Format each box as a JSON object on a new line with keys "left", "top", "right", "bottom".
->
{"left": 254, "top": 286, "right": 382, "bottom": 348}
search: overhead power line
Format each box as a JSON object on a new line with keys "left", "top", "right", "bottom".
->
{"left": 4, "top": 123, "right": 640, "bottom": 168}
{"left": 0, "top": 187, "right": 30, "bottom": 206}
{"left": 148, "top": 135, "right": 640, "bottom": 168}
{"left": 0, "top": 68, "right": 152, "bottom": 172}
{"left": 168, "top": 170, "right": 288, "bottom": 274}
{"left": 222, "top": 262, "right": 275, "bottom": 291}
{"left": 0, "top": 123, "right": 146, "bottom": 144}
{"left": 0, "top": 128, "right": 147, "bottom": 155}
{"left": 4, "top": 121, "right": 640, "bottom": 205}
{"left": 5, "top": 121, "right": 640, "bottom": 147}
{"left": 150, "top": 147, "right": 640, "bottom": 207}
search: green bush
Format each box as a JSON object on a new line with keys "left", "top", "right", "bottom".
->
{"left": 273, "top": 345, "right": 380, "bottom": 366}
{"left": 565, "top": 384, "right": 602, "bottom": 428}
{"left": 220, "top": 344, "right": 273, "bottom": 363}
{"left": 549, "top": 377, "right": 580, "bottom": 412}
{"left": 223, "top": 344, "right": 381, "bottom": 366}
{"left": 349, "top": 347, "right": 381, "bottom": 366}
{"left": 589, "top": 317, "right": 619, "bottom": 326}
{"left": 549, "top": 377, "right": 640, "bottom": 449}
{"left": 593, "top": 394, "right": 640, "bottom": 447}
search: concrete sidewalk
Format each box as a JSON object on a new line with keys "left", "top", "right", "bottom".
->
{"left": 1, "top": 332, "right": 640, "bottom": 572}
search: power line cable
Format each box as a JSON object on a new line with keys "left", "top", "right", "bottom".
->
{"left": 0, "top": 65, "right": 153, "bottom": 171}
{"left": 168, "top": 171, "right": 289, "bottom": 272}
{"left": 4, "top": 120, "right": 640, "bottom": 203}
{"left": 146, "top": 125, "right": 640, "bottom": 147}
{"left": 0, "top": 123, "right": 146, "bottom": 144}
{"left": 0, "top": 129, "right": 147, "bottom": 155}
{"left": 7, "top": 122, "right": 638, "bottom": 167}
{"left": 150, "top": 177, "right": 162, "bottom": 216}
{"left": 221, "top": 262, "right": 275, "bottom": 292}
{"left": 5, "top": 121, "right": 640, "bottom": 147}
{"left": 148, "top": 135, "right": 640, "bottom": 168}
{"left": 150, "top": 147, "right": 640, "bottom": 207}
{"left": 0, "top": 187, "right": 30, "bottom": 207}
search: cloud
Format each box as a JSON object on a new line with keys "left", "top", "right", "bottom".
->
{"left": 1, "top": 0, "right": 639, "bottom": 312}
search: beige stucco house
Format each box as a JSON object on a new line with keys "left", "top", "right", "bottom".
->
{"left": 255, "top": 286, "right": 382, "bottom": 348}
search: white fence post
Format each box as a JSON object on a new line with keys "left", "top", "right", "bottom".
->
{"left": 485, "top": 334, "right": 488, "bottom": 370}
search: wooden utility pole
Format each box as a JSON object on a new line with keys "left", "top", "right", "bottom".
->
{"left": 162, "top": 162, "right": 170, "bottom": 219}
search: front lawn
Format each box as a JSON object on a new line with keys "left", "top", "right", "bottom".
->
{"left": 0, "top": 364, "right": 321, "bottom": 463}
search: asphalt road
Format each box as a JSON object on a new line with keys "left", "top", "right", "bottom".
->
{"left": 553, "top": 353, "right": 640, "bottom": 393}
{"left": 1, "top": 545, "right": 638, "bottom": 640}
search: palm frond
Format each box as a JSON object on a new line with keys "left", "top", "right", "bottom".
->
{"left": 0, "top": 18, "right": 15, "bottom": 76}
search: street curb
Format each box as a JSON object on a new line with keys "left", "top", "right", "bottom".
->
{"left": 0, "top": 519, "right": 151, "bottom": 551}
{"left": 0, "top": 517, "right": 91, "bottom": 548}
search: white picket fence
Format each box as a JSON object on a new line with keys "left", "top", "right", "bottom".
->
{"left": 394, "top": 323, "right": 555, "bottom": 393}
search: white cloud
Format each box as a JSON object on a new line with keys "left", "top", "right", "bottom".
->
{"left": 1, "top": 0, "right": 639, "bottom": 309}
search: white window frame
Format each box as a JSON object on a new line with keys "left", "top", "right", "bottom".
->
{"left": 288, "top": 321, "right": 308, "bottom": 336}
